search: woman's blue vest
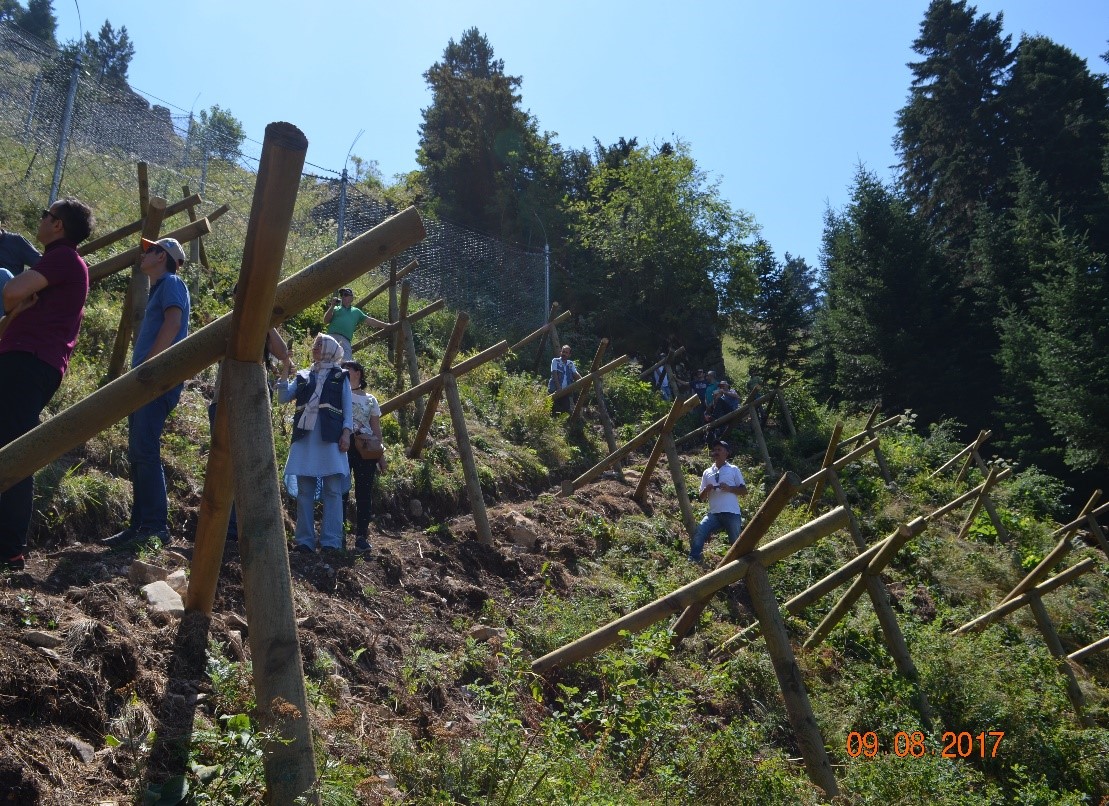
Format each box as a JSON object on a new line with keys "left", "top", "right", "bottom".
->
{"left": 292, "top": 367, "right": 346, "bottom": 444}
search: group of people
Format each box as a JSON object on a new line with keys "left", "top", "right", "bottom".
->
{"left": 0, "top": 200, "right": 394, "bottom": 569}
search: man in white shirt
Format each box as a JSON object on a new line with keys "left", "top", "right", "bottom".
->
{"left": 690, "top": 440, "right": 747, "bottom": 563}
{"left": 549, "top": 344, "right": 581, "bottom": 414}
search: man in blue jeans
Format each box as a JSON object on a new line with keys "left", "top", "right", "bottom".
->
{"left": 690, "top": 440, "right": 747, "bottom": 563}
{"left": 104, "top": 237, "right": 190, "bottom": 546}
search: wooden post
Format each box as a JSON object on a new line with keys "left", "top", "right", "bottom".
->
{"left": 930, "top": 430, "right": 990, "bottom": 479}
{"left": 804, "top": 518, "right": 928, "bottom": 649}
{"left": 549, "top": 355, "right": 629, "bottom": 402}
{"left": 593, "top": 377, "right": 620, "bottom": 456}
{"left": 443, "top": 373, "right": 492, "bottom": 545}
{"left": 195, "top": 121, "right": 318, "bottom": 804}
{"left": 745, "top": 562, "right": 840, "bottom": 797}
{"left": 1027, "top": 593, "right": 1091, "bottom": 726}
{"left": 663, "top": 434, "right": 697, "bottom": 538}
{"left": 854, "top": 404, "right": 891, "bottom": 482}
{"left": 807, "top": 422, "right": 843, "bottom": 512}
{"left": 350, "top": 297, "right": 443, "bottom": 355}
{"left": 0, "top": 208, "right": 426, "bottom": 494}
{"left": 955, "top": 465, "right": 999, "bottom": 541}
{"left": 394, "top": 280, "right": 410, "bottom": 394}
{"left": 530, "top": 507, "right": 850, "bottom": 673}
{"left": 671, "top": 471, "right": 802, "bottom": 645}
{"left": 403, "top": 314, "right": 424, "bottom": 424}
{"left": 105, "top": 196, "right": 167, "bottom": 382}
{"left": 353, "top": 259, "right": 416, "bottom": 310}
{"left": 953, "top": 559, "right": 1095, "bottom": 637}
{"left": 633, "top": 395, "right": 699, "bottom": 503}
{"left": 509, "top": 309, "right": 572, "bottom": 354}
{"left": 409, "top": 312, "right": 468, "bottom": 459}
{"left": 1069, "top": 635, "right": 1109, "bottom": 662}
{"left": 137, "top": 161, "right": 149, "bottom": 218}
{"left": 388, "top": 258, "right": 399, "bottom": 362}
{"left": 182, "top": 184, "right": 209, "bottom": 272}
{"left": 560, "top": 395, "right": 698, "bottom": 496}
{"left": 88, "top": 217, "right": 214, "bottom": 284}
{"left": 79, "top": 193, "right": 203, "bottom": 257}
{"left": 749, "top": 401, "right": 775, "bottom": 477}
{"left": 571, "top": 339, "right": 609, "bottom": 421}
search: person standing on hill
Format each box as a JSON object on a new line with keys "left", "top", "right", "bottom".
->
{"left": 104, "top": 237, "right": 191, "bottom": 547}
{"left": 324, "top": 288, "right": 388, "bottom": 361}
{"left": 689, "top": 440, "right": 747, "bottom": 564}
{"left": 549, "top": 343, "right": 581, "bottom": 415}
{"left": 0, "top": 198, "right": 94, "bottom": 571}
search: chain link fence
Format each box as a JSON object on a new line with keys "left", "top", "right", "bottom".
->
{"left": 0, "top": 21, "right": 547, "bottom": 338}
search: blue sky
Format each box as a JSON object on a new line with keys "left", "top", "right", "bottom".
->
{"left": 51, "top": 0, "right": 1107, "bottom": 266}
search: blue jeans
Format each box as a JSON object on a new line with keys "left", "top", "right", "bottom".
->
{"left": 295, "top": 473, "right": 345, "bottom": 549}
{"left": 128, "top": 386, "right": 181, "bottom": 534}
{"left": 690, "top": 511, "right": 743, "bottom": 562}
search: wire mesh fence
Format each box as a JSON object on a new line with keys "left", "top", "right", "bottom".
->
{"left": 0, "top": 21, "right": 547, "bottom": 339}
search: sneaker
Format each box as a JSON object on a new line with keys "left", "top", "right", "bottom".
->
{"left": 293, "top": 544, "right": 314, "bottom": 554}
{"left": 354, "top": 536, "right": 371, "bottom": 552}
{"left": 103, "top": 529, "right": 167, "bottom": 548}
{"left": 1, "top": 554, "right": 25, "bottom": 571}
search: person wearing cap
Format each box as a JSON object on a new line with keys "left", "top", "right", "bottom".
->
{"left": 690, "top": 439, "right": 747, "bottom": 563}
{"left": 323, "top": 288, "right": 388, "bottom": 361}
{"left": 104, "top": 237, "right": 191, "bottom": 547}
{"left": 0, "top": 198, "right": 94, "bottom": 571}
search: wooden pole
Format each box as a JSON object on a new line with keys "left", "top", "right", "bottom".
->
{"left": 807, "top": 422, "right": 843, "bottom": 512}
{"left": 409, "top": 312, "right": 469, "bottom": 459}
{"left": 956, "top": 431, "right": 988, "bottom": 484}
{"left": 745, "top": 562, "right": 840, "bottom": 797}
{"left": 803, "top": 518, "right": 928, "bottom": 649}
{"left": 510, "top": 309, "right": 572, "bottom": 354}
{"left": 929, "top": 430, "right": 991, "bottom": 479}
{"left": 955, "top": 465, "right": 1000, "bottom": 541}
{"left": 79, "top": 192, "right": 203, "bottom": 256}
{"left": 1068, "top": 635, "right": 1109, "bottom": 663}
{"left": 1027, "top": 592, "right": 1092, "bottom": 726}
{"left": 350, "top": 297, "right": 444, "bottom": 353}
{"left": 104, "top": 196, "right": 167, "bottom": 382}
{"left": 394, "top": 280, "right": 410, "bottom": 394}
{"left": 638, "top": 347, "right": 685, "bottom": 381}
{"left": 443, "top": 373, "right": 492, "bottom": 545}
{"left": 674, "top": 390, "right": 777, "bottom": 447}
{"left": 137, "top": 161, "right": 149, "bottom": 219}
{"left": 377, "top": 340, "right": 508, "bottom": 418}
{"left": 953, "top": 559, "right": 1096, "bottom": 635}
{"left": 388, "top": 258, "right": 399, "bottom": 362}
{"left": 353, "top": 259, "right": 416, "bottom": 310}
{"left": 403, "top": 316, "right": 424, "bottom": 424}
{"left": 593, "top": 377, "right": 620, "bottom": 456}
{"left": 182, "top": 184, "right": 209, "bottom": 272}
{"left": 663, "top": 434, "right": 697, "bottom": 538}
{"left": 88, "top": 217, "right": 214, "bottom": 284}
{"left": 800, "top": 437, "right": 881, "bottom": 489}
{"left": 560, "top": 395, "right": 699, "bottom": 496}
{"left": 199, "top": 121, "right": 318, "bottom": 804}
{"left": 671, "top": 471, "right": 802, "bottom": 645}
{"left": 549, "top": 355, "right": 629, "bottom": 400}
{"left": 530, "top": 507, "right": 850, "bottom": 673}
{"left": 570, "top": 339, "right": 609, "bottom": 421}
{"left": 633, "top": 395, "right": 699, "bottom": 503}
{"left": 749, "top": 400, "right": 775, "bottom": 477}
{"left": 0, "top": 207, "right": 426, "bottom": 493}
{"left": 839, "top": 415, "right": 902, "bottom": 446}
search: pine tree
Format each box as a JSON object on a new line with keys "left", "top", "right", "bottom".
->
{"left": 16, "top": 0, "right": 55, "bottom": 44}
{"left": 82, "top": 20, "right": 135, "bottom": 85}
{"left": 896, "top": 0, "right": 1013, "bottom": 256}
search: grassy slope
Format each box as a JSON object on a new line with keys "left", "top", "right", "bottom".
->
{"left": 0, "top": 132, "right": 1106, "bottom": 805}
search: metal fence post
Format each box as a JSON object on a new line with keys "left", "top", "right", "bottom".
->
{"left": 49, "top": 51, "right": 81, "bottom": 204}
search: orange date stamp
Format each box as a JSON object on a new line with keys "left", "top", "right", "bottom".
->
{"left": 846, "top": 730, "right": 1004, "bottom": 759}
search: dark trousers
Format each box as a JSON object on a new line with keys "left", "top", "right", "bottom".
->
{"left": 347, "top": 450, "right": 378, "bottom": 536}
{"left": 0, "top": 352, "right": 62, "bottom": 558}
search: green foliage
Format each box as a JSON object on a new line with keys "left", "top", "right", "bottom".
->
{"left": 600, "top": 363, "right": 668, "bottom": 437}
{"left": 190, "top": 105, "right": 247, "bottom": 164}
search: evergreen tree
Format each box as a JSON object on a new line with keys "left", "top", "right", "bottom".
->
{"left": 417, "top": 28, "right": 552, "bottom": 243}
{"left": 997, "top": 226, "right": 1109, "bottom": 471}
{"left": 15, "top": 0, "right": 54, "bottom": 44}
{"left": 896, "top": 0, "right": 1013, "bottom": 256}
{"left": 189, "top": 105, "right": 245, "bottom": 163}
{"left": 733, "top": 241, "right": 819, "bottom": 386}
{"left": 1001, "top": 34, "right": 1109, "bottom": 253}
{"left": 82, "top": 20, "right": 135, "bottom": 84}
{"left": 820, "top": 169, "right": 959, "bottom": 421}
{"left": 0, "top": 0, "right": 21, "bottom": 24}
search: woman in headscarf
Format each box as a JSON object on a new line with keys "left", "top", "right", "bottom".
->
{"left": 277, "top": 334, "right": 352, "bottom": 553}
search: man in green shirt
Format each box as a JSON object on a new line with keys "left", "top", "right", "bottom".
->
{"left": 323, "top": 288, "right": 388, "bottom": 360}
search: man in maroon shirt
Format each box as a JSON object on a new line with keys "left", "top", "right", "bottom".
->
{"left": 0, "top": 198, "right": 94, "bottom": 571}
